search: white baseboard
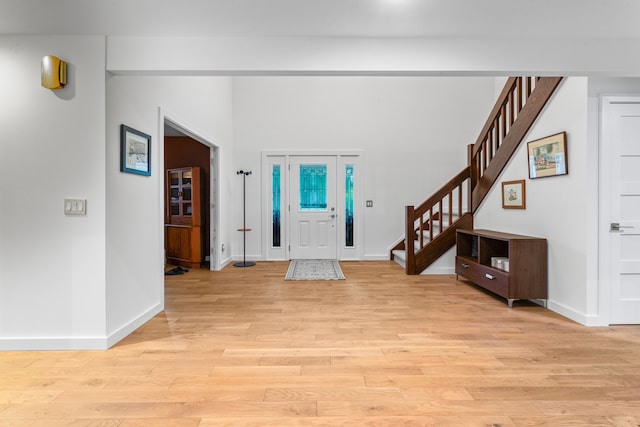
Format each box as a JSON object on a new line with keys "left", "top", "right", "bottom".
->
{"left": 0, "top": 303, "right": 164, "bottom": 351}
{"left": 420, "top": 266, "right": 455, "bottom": 275}
{"left": 363, "top": 254, "right": 391, "bottom": 261}
{"left": 546, "top": 300, "right": 593, "bottom": 326}
{"left": 106, "top": 303, "right": 164, "bottom": 348}
{"left": 219, "top": 255, "right": 234, "bottom": 269}
{"left": 0, "top": 336, "right": 109, "bottom": 351}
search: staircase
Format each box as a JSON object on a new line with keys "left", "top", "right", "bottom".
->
{"left": 391, "top": 76, "right": 563, "bottom": 274}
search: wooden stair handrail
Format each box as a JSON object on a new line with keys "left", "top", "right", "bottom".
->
{"left": 470, "top": 77, "right": 563, "bottom": 212}
{"left": 400, "top": 166, "right": 471, "bottom": 274}
{"left": 414, "top": 167, "right": 471, "bottom": 218}
{"left": 471, "top": 77, "right": 522, "bottom": 158}
{"left": 393, "top": 76, "right": 563, "bottom": 275}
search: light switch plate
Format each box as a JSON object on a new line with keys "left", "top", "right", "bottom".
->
{"left": 64, "top": 198, "right": 87, "bottom": 215}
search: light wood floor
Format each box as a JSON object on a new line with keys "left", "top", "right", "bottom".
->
{"left": 2, "top": 261, "right": 640, "bottom": 426}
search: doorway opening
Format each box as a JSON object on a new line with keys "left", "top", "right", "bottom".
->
{"left": 162, "top": 114, "right": 220, "bottom": 271}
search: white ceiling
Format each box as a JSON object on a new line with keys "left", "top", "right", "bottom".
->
{"left": 1, "top": 0, "right": 639, "bottom": 39}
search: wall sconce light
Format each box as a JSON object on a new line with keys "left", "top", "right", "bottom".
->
{"left": 41, "top": 55, "right": 67, "bottom": 89}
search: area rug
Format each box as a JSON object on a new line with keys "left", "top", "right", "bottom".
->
{"left": 285, "top": 259, "right": 345, "bottom": 281}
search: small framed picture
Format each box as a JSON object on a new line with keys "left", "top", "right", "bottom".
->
{"left": 120, "top": 124, "right": 151, "bottom": 176}
{"left": 502, "top": 179, "right": 526, "bottom": 209}
{"left": 527, "top": 131, "right": 567, "bottom": 179}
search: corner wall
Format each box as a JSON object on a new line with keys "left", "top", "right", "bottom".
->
{"left": 473, "top": 77, "right": 590, "bottom": 323}
{"left": 105, "top": 75, "right": 234, "bottom": 341}
{"left": 0, "top": 36, "right": 108, "bottom": 349}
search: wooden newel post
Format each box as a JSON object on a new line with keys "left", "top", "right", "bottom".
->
{"left": 405, "top": 205, "right": 416, "bottom": 275}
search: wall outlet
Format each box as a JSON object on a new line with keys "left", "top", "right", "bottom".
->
{"left": 366, "top": 200, "right": 374, "bottom": 207}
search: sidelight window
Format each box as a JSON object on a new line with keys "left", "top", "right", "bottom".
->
{"left": 272, "top": 165, "right": 281, "bottom": 247}
{"left": 345, "top": 164, "right": 354, "bottom": 247}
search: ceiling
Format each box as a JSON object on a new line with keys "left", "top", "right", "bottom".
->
{"left": 1, "top": 0, "right": 639, "bottom": 39}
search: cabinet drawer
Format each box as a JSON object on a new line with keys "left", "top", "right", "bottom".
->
{"left": 455, "top": 256, "right": 478, "bottom": 277}
{"left": 456, "top": 257, "right": 509, "bottom": 298}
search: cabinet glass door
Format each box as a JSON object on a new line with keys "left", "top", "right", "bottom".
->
{"left": 181, "top": 170, "right": 192, "bottom": 217}
{"left": 169, "top": 171, "right": 181, "bottom": 216}
{"left": 168, "top": 168, "right": 195, "bottom": 219}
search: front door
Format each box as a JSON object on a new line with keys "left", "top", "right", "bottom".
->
{"left": 604, "top": 98, "right": 640, "bottom": 324}
{"left": 289, "top": 156, "right": 337, "bottom": 259}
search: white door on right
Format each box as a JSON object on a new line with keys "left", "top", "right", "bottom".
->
{"left": 604, "top": 98, "right": 640, "bottom": 324}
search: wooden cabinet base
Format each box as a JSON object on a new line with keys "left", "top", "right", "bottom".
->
{"left": 456, "top": 229, "right": 547, "bottom": 308}
{"left": 165, "top": 225, "right": 202, "bottom": 269}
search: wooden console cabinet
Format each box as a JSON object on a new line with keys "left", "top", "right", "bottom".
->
{"left": 165, "top": 167, "right": 202, "bottom": 269}
{"left": 455, "top": 229, "right": 547, "bottom": 308}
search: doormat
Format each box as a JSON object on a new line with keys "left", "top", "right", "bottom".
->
{"left": 285, "top": 259, "right": 345, "bottom": 281}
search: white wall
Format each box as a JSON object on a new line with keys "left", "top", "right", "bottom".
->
{"left": 0, "top": 36, "right": 108, "bottom": 349}
{"left": 232, "top": 76, "right": 496, "bottom": 263}
{"left": 474, "top": 77, "right": 590, "bottom": 323}
{"left": 106, "top": 75, "right": 234, "bottom": 341}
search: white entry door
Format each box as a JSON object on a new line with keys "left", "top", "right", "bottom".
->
{"left": 289, "top": 156, "right": 337, "bottom": 259}
{"left": 604, "top": 98, "right": 640, "bottom": 324}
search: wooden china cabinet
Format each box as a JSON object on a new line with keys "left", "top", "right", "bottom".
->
{"left": 165, "top": 167, "right": 202, "bottom": 269}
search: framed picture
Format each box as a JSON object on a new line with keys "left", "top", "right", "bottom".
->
{"left": 527, "top": 131, "right": 567, "bottom": 179}
{"left": 502, "top": 179, "right": 526, "bottom": 209}
{"left": 120, "top": 124, "right": 151, "bottom": 176}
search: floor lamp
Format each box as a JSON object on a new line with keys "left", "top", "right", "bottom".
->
{"left": 234, "top": 170, "right": 256, "bottom": 268}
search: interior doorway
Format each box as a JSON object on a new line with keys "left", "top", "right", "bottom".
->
{"left": 162, "top": 115, "right": 220, "bottom": 271}
{"left": 601, "top": 96, "right": 640, "bottom": 324}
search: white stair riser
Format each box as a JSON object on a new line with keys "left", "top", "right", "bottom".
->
{"left": 391, "top": 250, "right": 406, "bottom": 268}
{"left": 393, "top": 214, "right": 462, "bottom": 270}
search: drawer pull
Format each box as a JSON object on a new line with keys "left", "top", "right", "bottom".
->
{"left": 485, "top": 273, "right": 496, "bottom": 280}
{"left": 461, "top": 263, "right": 469, "bottom": 269}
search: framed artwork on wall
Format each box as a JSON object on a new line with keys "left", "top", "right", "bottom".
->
{"left": 120, "top": 124, "right": 151, "bottom": 176}
{"left": 527, "top": 131, "right": 568, "bottom": 179}
{"left": 502, "top": 179, "right": 526, "bottom": 209}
